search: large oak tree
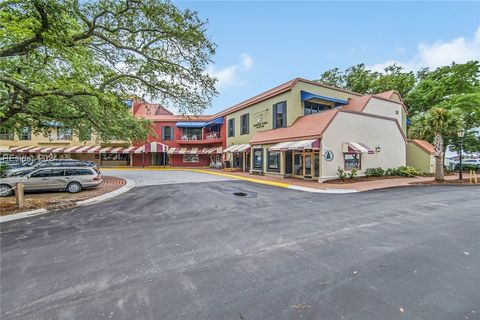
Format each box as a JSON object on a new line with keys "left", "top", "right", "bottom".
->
{"left": 0, "top": 0, "right": 217, "bottom": 142}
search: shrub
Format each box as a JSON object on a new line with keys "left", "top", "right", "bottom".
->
{"left": 0, "top": 163, "right": 8, "bottom": 177}
{"left": 336, "top": 167, "right": 348, "bottom": 181}
{"left": 385, "top": 167, "right": 401, "bottom": 176}
{"left": 348, "top": 168, "right": 358, "bottom": 179}
{"left": 398, "top": 165, "right": 418, "bottom": 177}
{"left": 365, "top": 167, "right": 385, "bottom": 177}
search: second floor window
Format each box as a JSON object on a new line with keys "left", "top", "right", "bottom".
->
{"left": 20, "top": 127, "right": 31, "bottom": 140}
{"left": 273, "top": 101, "right": 287, "bottom": 129}
{"left": 240, "top": 114, "right": 249, "bottom": 135}
{"left": 228, "top": 118, "right": 235, "bottom": 137}
{"left": 304, "top": 101, "right": 332, "bottom": 115}
{"left": 57, "top": 127, "right": 72, "bottom": 140}
{"left": 162, "top": 126, "right": 173, "bottom": 140}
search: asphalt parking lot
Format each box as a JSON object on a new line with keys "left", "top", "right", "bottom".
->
{"left": 1, "top": 173, "right": 479, "bottom": 320}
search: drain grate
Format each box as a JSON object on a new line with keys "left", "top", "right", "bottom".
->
{"left": 233, "top": 192, "right": 247, "bottom": 197}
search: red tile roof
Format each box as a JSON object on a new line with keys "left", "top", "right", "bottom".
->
{"left": 250, "top": 109, "right": 339, "bottom": 144}
{"left": 410, "top": 139, "right": 435, "bottom": 154}
{"left": 146, "top": 115, "right": 212, "bottom": 122}
{"left": 374, "top": 90, "right": 396, "bottom": 100}
{"left": 343, "top": 95, "right": 372, "bottom": 112}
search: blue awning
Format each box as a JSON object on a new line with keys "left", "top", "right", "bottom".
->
{"left": 205, "top": 117, "right": 224, "bottom": 126}
{"left": 175, "top": 121, "right": 208, "bottom": 128}
{"left": 300, "top": 90, "right": 348, "bottom": 106}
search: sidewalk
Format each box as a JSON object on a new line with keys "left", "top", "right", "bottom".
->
{"left": 201, "top": 169, "right": 474, "bottom": 192}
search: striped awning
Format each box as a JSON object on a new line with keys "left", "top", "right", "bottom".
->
{"left": 268, "top": 139, "right": 320, "bottom": 151}
{"left": 342, "top": 142, "right": 374, "bottom": 154}
{"left": 207, "top": 147, "right": 222, "bottom": 154}
{"left": 6, "top": 142, "right": 168, "bottom": 154}
{"left": 223, "top": 144, "right": 250, "bottom": 153}
{"left": 167, "top": 147, "right": 212, "bottom": 155}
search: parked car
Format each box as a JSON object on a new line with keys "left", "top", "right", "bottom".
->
{"left": 0, "top": 167, "right": 102, "bottom": 197}
{"left": 6, "top": 159, "right": 96, "bottom": 175}
{"left": 454, "top": 159, "right": 480, "bottom": 171}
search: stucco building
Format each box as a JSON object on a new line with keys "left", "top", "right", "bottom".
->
{"left": 406, "top": 139, "right": 435, "bottom": 174}
{"left": 220, "top": 78, "right": 407, "bottom": 182}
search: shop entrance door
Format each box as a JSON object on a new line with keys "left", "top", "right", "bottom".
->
{"left": 304, "top": 152, "right": 313, "bottom": 179}
{"left": 293, "top": 151, "right": 315, "bottom": 179}
{"left": 293, "top": 152, "right": 303, "bottom": 177}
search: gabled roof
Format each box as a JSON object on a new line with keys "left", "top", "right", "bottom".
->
{"left": 374, "top": 90, "right": 396, "bottom": 100}
{"left": 342, "top": 95, "right": 372, "bottom": 112}
{"left": 250, "top": 109, "right": 339, "bottom": 144}
{"left": 212, "top": 78, "right": 362, "bottom": 118}
{"left": 145, "top": 115, "right": 212, "bottom": 122}
{"left": 410, "top": 139, "right": 435, "bottom": 154}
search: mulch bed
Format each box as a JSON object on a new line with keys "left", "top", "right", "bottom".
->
{"left": 0, "top": 176, "right": 126, "bottom": 216}
{"left": 323, "top": 176, "right": 411, "bottom": 184}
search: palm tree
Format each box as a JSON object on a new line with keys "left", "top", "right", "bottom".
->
{"left": 410, "top": 107, "right": 461, "bottom": 180}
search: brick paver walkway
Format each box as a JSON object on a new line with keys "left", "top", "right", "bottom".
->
{"left": 204, "top": 169, "right": 473, "bottom": 192}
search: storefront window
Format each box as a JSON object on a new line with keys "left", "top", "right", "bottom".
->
{"left": 344, "top": 153, "right": 360, "bottom": 170}
{"left": 267, "top": 151, "right": 280, "bottom": 172}
{"left": 183, "top": 154, "right": 199, "bottom": 163}
{"left": 101, "top": 153, "right": 129, "bottom": 161}
{"left": 253, "top": 148, "right": 263, "bottom": 169}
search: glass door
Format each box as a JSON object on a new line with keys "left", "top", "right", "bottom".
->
{"left": 294, "top": 153, "right": 303, "bottom": 176}
{"left": 304, "top": 152, "right": 313, "bottom": 178}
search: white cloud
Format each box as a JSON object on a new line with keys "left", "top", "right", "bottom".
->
{"left": 241, "top": 53, "right": 254, "bottom": 70}
{"left": 208, "top": 53, "right": 255, "bottom": 89}
{"left": 368, "top": 27, "right": 480, "bottom": 72}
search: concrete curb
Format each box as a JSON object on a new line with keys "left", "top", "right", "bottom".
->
{"left": 76, "top": 178, "right": 136, "bottom": 207}
{"left": 0, "top": 178, "right": 136, "bottom": 224}
{"left": 287, "top": 185, "right": 358, "bottom": 194}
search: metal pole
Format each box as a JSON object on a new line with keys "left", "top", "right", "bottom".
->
{"left": 459, "top": 137, "right": 463, "bottom": 180}
{"left": 142, "top": 149, "right": 145, "bottom": 168}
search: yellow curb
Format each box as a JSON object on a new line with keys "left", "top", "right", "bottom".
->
{"left": 101, "top": 167, "right": 291, "bottom": 188}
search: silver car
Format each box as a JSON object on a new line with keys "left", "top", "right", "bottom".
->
{"left": 0, "top": 167, "right": 102, "bottom": 197}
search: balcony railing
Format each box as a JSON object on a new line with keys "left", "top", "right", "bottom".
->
{"left": 177, "top": 131, "right": 220, "bottom": 141}
{"left": 0, "top": 133, "right": 14, "bottom": 140}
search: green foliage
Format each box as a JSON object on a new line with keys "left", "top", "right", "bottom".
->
{"left": 0, "top": 163, "right": 8, "bottom": 177}
{"left": 336, "top": 167, "right": 357, "bottom": 180}
{"left": 458, "top": 164, "right": 480, "bottom": 172}
{"left": 365, "top": 167, "right": 385, "bottom": 177}
{"left": 397, "top": 165, "right": 418, "bottom": 177}
{"left": 385, "top": 168, "right": 400, "bottom": 176}
{"left": 316, "top": 63, "right": 415, "bottom": 97}
{"left": 336, "top": 167, "right": 348, "bottom": 181}
{"left": 0, "top": 0, "right": 217, "bottom": 142}
{"left": 347, "top": 168, "right": 357, "bottom": 179}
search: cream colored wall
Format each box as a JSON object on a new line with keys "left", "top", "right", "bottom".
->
{"left": 226, "top": 81, "right": 358, "bottom": 147}
{"left": 320, "top": 112, "right": 406, "bottom": 181}
{"left": 225, "top": 91, "right": 291, "bottom": 146}
{"left": 0, "top": 129, "right": 117, "bottom": 149}
{"left": 362, "top": 97, "right": 406, "bottom": 133}
{"left": 406, "top": 142, "right": 435, "bottom": 173}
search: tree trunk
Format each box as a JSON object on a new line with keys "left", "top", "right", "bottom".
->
{"left": 433, "top": 133, "right": 445, "bottom": 180}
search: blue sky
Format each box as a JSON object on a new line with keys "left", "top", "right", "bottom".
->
{"left": 174, "top": 1, "right": 480, "bottom": 114}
